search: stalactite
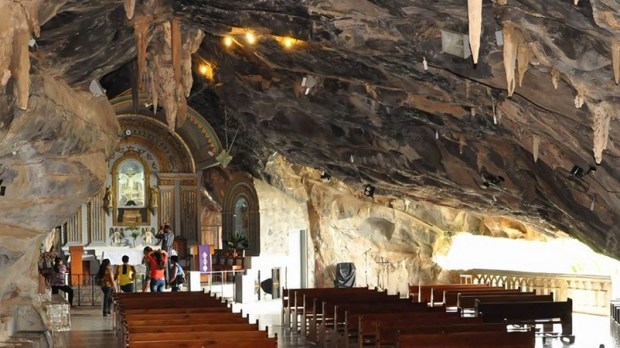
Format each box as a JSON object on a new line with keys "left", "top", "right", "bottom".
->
{"left": 12, "top": 7, "right": 31, "bottom": 110}
{"left": 551, "top": 67, "right": 560, "bottom": 89}
{"left": 612, "top": 41, "right": 620, "bottom": 85}
{"left": 467, "top": 0, "right": 482, "bottom": 64}
{"left": 171, "top": 18, "right": 182, "bottom": 86}
{"left": 23, "top": 0, "right": 41, "bottom": 38}
{"left": 590, "top": 101, "right": 613, "bottom": 164}
{"left": 134, "top": 18, "right": 149, "bottom": 90}
{"left": 503, "top": 23, "right": 519, "bottom": 96}
{"left": 532, "top": 135, "right": 539, "bottom": 163}
{"left": 124, "top": 0, "right": 136, "bottom": 20}
{"left": 517, "top": 43, "right": 530, "bottom": 87}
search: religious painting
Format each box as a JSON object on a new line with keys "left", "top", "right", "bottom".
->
{"left": 112, "top": 152, "right": 150, "bottom": 226}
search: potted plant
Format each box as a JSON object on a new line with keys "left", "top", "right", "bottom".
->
{"left": 226, "top": 232, "right": 248, "bottom": 257}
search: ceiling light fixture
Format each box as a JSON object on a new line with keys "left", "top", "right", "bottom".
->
{"left": 363, "top": 184, "right": 375, "bottom": 198}
{"left": 245, "top": 32, "right": 256, "bottom": 45}
{"left": 198, "top": 62, "right": 214, "bottom": 80}
{"left": 223, "top": 36, "right": 233, "bottom": 48}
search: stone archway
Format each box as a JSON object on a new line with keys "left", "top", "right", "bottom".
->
{"left": 222, "top": 174, "right": 260, "bottom": 257}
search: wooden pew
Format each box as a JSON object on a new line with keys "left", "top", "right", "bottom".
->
{"left": 308, "top": 292, "right": 402, "bottom": 342}
{"left": 127, "top": 323, "right": 259, "bottom": 334}
{"left": 128, "top": 330, "right": 268, "bottom": 342}
{"left": 377, "top": 322, "right": 505, "bottom": 348}
{"left": 397, "top": 330, "right": 535, "bottom": 348}
{"left": 287, "top": 287, "right": 374, "bottom": 333}
{"left": 358, "top": 313, "right": 475, "bottom": 348}
{"left": 128, "top": 337, "right": 277, "bottom": 348}
{"left": 409, "top": 284, "right": 494, "bottom": 303}
{"left": 459, "top": 293, "right": 552, "bottom": 312}
{"left": 442, "top": 288, "right": 521, "bottom": 307}
{"left": 476, "top": 298, "right": 574, "bottom": 343}
{"left": 336, "top": 304, "right": 448, "bottom": 348}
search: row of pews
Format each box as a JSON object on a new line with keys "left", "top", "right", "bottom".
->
{"left": 113, "top": 292, "right": 277, "bottom": 348}
{"left": 283, "top": 283, "right": 575, "bottom": 347}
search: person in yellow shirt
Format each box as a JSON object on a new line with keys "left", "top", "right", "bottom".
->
{"left": 115, "top": 255, "right": 136, "bottom": 293}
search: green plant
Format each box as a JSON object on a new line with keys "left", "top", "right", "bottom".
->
{"left": 226, "top": 232, "right": 248, "bottom": 250}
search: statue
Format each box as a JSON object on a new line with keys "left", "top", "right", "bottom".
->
{"left": 143, "top": 227, "right": 154, "bottom": 245}
{"left": 103, "top": 186, "right": 112, "bottom": 215}
{"left": 111, "top": 228, "right": 123, "bottom": 246}
{"left": 149, "top": 186, "right": 159, "bottom": 214}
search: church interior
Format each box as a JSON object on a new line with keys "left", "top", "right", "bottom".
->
{"left": 2, "top": 0, "right": 620, "bottom": 347}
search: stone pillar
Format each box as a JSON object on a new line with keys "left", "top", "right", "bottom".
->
{"left": 65, "top": 207, "right": 83, "bottom": 246}
{"left": 88, "top": 189, "right": 106, "bottom": 246}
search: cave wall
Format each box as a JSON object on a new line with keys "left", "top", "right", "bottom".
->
{"left": 258, "top": 153, "right": 555, "bottom": 295}
{"left": 0, "top": 73, "right": 118, "bottom": 339}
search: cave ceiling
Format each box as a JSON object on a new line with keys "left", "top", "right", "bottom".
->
{"left": 25, "top": 0, "right": 620, "bottom": 258}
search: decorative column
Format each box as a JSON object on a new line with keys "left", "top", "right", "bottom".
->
{"left": 87, "top": 188, "right": 106, "bottom": 246}
{"left": 65, "top": 206, "right": 83, "bottom": 246}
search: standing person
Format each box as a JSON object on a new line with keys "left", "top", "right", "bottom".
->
{"left": 145, "top": 249, "right": 168, "bottom": 292}
{"left": 96, "top": 259, "right": 116, "bottom": 317}
{"left": 115, "top": 255, "right": 135, "bottom": 293}
{"left": 141, "top": 247, "right": 152, "bottom": 292}
{"left": 51, "top": 257, "right": 74, "bottom": 306}
{"left": 168, "top": 255, "right": 185, "bottom": 292}
{"left": 155, "top": 224, "right": 175, "bottom": 283}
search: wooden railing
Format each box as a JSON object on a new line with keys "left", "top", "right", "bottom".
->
{"left": 462, "top": 269, "right": 611, "bottom": 316}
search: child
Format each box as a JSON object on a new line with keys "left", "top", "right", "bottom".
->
{"left": 168, "top": 255, "right": 185, "bottom": 292}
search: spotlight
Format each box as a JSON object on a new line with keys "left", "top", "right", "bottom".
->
{"left": 245, "top": 32, "right": 256, "bottom": 45}
{"left": 198, "top": 63, "right": 214, "bottom": 80}
{"left": 320, "top": 171, "right": 331, "bottom": 182}
{"left": 570, "top": 165, "right": 596, "bottom": 178}
{"left": 282, "top": 37, "right": 295, "bottom": 48}
{"left": 223, "top": 36, "right": 233, "bottom": 47}
{"left": 363, "top": 184, "right": 375, "bottom": 198}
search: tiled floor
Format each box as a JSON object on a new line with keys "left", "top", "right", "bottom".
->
{"left": 64, "top": 304, "right": 620, "bottom": 347}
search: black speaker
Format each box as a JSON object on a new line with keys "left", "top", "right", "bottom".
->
{"left": 260, "top": 278, "right": 273, "bottom": 294}
{"left": 334, "top": 262, "right": 356, "bottom": 288}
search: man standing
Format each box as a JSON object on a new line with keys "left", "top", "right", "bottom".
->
{"left": 155, "top": 224, "right": 175, "bottom": 284}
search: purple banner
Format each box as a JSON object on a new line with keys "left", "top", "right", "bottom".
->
{"left": 199, "top": 245, "right": 212, "bottom": 273}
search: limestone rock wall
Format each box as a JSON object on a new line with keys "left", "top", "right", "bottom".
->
{"left": 260, "top": 154, "right": 552, "bottom": 295}
{"left": 0, "top": 72, "right": 119, "bottom": 338}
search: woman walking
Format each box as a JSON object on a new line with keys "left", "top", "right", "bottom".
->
{"left": 115, "top": 255, "right": 135, "bottom": 293}
{"left": 96, "top": 259, "right": 116, "bottom": 317}
{"left": 51, "top": 257, "right": 74, "bottom": 306}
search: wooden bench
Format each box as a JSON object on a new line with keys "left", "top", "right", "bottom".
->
{"left": 114, "top": 292, "right": 276, "bottom": 348}
{"left": 128, "top": 337, "right": 277, "bottom": 348}
{"left": 397, "top": 330, "right": 535, "bottom": 348}
{"left": 376, "top": 321, "right": 505, "bottom": 348}
{"left": 409, "top": 284, "right": 495, "bottom": 303}
{"left": 442, "top": 288, "right": 521, "bottom": 307}
{"left": 459, "top": 293, "right": 552, "bottom": 312}
{"left": 358, "top": 312, "right": 472, "bottom": 348}
{"left": 284, "top": 287, "right": 374, "bottom": 333}
{"left": 476, "top": 298, "right": 574, "bottom": 343}
{"left": 336, "top": 304, "right": 448, "bottom": 347}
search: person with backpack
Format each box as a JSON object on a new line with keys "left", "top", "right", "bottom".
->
{"left": 95, "top": 259, "right": 116, "bottom": 316}
{"left": 51, "top": 257, "right": 74, "bottom": 306}
{"left": 115, "top": 255, "right": 135, "bottom": 293}
{"left": 168, "top": 255, "right": 185, "bottom": 292}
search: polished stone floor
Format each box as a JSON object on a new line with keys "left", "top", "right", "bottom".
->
{"left": 63, "top": 304, "right": 620, "bottom": 347}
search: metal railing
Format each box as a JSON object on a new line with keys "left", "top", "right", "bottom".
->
{"left": 463, "top": 269, "right": 612, "bottom": 315}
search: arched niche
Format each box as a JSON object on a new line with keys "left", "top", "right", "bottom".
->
{"left": 112, "top": 151, "right": 151, "bottom": 226}
{"left": 222, "top": 175, "right": 260, "bottom": 256}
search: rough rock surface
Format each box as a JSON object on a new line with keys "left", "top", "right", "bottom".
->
{"left": 3, "top": 0, "right": 620, "bottom": 296}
